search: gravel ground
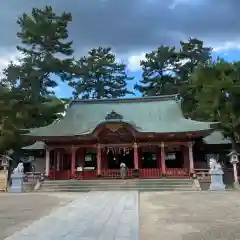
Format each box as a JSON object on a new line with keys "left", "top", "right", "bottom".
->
{"left": 140, "top": 191, "right": 240, "bottom": 240}
{"left": 0, "top": 192, "right": 81, "bottom": 239}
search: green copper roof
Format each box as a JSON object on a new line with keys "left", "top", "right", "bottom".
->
{"left": 203, "top": 131, "right": 231, "bottom": 145}
{"left": 22, "top": 141, "right": 45, "bottom": 150}
{"left": 26, "top": 95, "right": 213, "bottom": 137}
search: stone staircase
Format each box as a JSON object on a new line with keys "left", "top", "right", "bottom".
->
{"left": 39, "top": 178, "right": 195, "bottom": 192}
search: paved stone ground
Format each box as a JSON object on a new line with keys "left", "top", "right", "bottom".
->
{"left": 4, "top": 191, "right": 139, "bottom": 240}
{"left": 140, "top": 191, "right": 240, "bottom": 240}
{"left": 0, "top": 192, "right": 80, "bottom": 239}
{"left": 4, "top": 191, "right": 240, "bottom": 240}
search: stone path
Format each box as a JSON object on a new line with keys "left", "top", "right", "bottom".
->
{"left": 5, "top": 191, "right": 139, "bottom": 240}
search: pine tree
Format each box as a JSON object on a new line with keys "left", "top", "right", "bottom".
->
{"left": 0, "top": 5, "right": 74, "bottom": 152}
{"left": 190, "top": 59, "right": 240, "bottom": 150}
{"left": 134, "top": 45, "right": 179, "bottom": 96}
{"left": 178, "top": 38, "right": 212, "bottom": 77}
{"left": 135, "top": 39, "right": 212, "bottom": 98}
{"left": 178, "top": 38, "right": 212, "bottom": 118}
{"left": 15, "top": 5, "right": 73, "bottom": 126}
{"left": 16, "top": 5, "right": 74, "bottom": 97}
{"left": 0, "top": 62, "right": 67, "bottom": 152}
{"left": 70, "top": 47, "right": 134, "bottom": 99}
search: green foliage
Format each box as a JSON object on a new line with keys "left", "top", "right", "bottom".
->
{"left": 17, "top": 5, "right": 73, "bottom": 56}
{"left": 69, "top": 47, "right": 134, "bottom": 99}
{"left": 0, "top": 5, "right": 73, "bottom": 153}
{"left": 16, "top": 5, "right": 74, "bottom": 96}
{"left": 178, "top": 38, "right": 212, "bottom": 77}
{"left": 178, "top": 38, "right": 212, "bottom": 117}
{"left": 134, "top": 46, "right": 179, "bottom": 96}
{"left": 189, "top": 59, "right": 240, "bottom": 149}
{"left": 0, "top": 62, "right": 67, "bottom": 152}
{"left": 135, "top": 38, "right": 212, "bottom": 102}
{"left": 1, "top": 4, "right": 240, "bottom": 153}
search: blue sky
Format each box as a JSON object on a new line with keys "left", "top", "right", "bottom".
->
{"left": 55, "top": 49, "right": 240, "bottom": 99}
{"left": 1, "top": 0, "right": 240, "bottom": 99}
{"left": 214, "top": 50, "right": 240, "bottom": 62}
{"left": 55, "top": 70, "right": 142, "bottom": 98}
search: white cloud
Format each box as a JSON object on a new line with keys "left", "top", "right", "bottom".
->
{"left": 0, "top": 48, "right": 21, "bottom": 77}
{"left": 126, "top": 40, "right": 240, "bottom": 72}
{"left": 1, "top": 40, "right": 240, "bottom": 80}
{"left": 126, "top": 51, "right": 192, "bottom": 72}
{"left": 169, "top": 0, "right": 190, "bottom": 9}
{"left": 212, "top": 42, "right": 240, "bottom": 52}
{"left": 169, "top": 0, "right": 203, "bottom": 9}
{"left": 127, "top": 52, "right": 146, "bottom": 72}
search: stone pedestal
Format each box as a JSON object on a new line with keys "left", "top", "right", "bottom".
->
{"left": 209, "top": 170, "right": 225, "bottom": 191}
{"left": 10, "top": 173, "right": 24, "bottom": 193}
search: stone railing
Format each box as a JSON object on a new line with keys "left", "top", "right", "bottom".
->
{"left": 24, "top": 172, "right": 42, "bottom": 182}
{"left": 194, "top": 169, "right": 210, "bottom": 180}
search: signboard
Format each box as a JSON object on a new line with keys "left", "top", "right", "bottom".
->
{"left": 77, "top": 167, "right": 83, "bottom": 172}
{"left": 165, "top": 153, "right": 176, "bottom": 160}
{"left": 0, "top": 170, "right": 8, "bottom": 192}
{"left": 85, "top": 155, "right": 92, "bottom": 162}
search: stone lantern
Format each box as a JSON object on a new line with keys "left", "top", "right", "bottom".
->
{"left": 0, "top": 155, "right": 11, "bottom": 170}
{"left": 2, "top": 157, "right": 10, "bottom": 170}
{"left": 227, "top": 150, "right": 240, "bottom": 188}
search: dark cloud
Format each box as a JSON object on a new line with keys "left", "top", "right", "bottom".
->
{"left": 0, "top": 0, "right": 240, "bottom": 57}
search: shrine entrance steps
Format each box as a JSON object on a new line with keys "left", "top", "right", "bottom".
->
{"left": 38, "top": 178, "right": 195, "bottom": 192}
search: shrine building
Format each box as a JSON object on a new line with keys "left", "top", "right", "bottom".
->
{"left": 24, "top": 95, "right": 216, "bottom": 180}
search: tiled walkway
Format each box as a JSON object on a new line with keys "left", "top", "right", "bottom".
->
{"left": 5, "top": 191, "right": 139, "bottom": 240}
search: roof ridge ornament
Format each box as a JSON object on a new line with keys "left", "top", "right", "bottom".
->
{"left": 105, "top": 110, "right": 123, "bottom": 120}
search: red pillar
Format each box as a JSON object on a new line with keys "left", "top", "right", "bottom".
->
{"left": 138, "top": 148, "right": 142, "bottom": 169}
{"left": 103, "top": 149, "right": 108, "bottom": 169}
{"left": 157, "top": 148, "right": 161, "bottom": 168}
{"left": 56, "top": 151, "right": 60, "bottom": 171}
{"left": 71, "top": 147, "right": 76, "bottom": 179}
{"left": 45, "top": 147, "right": 50, "bottom": 176}
{"left": 78, "top": 148, "right": 85, "bottom": 167}
{"left": 188, "top": 141, "right": 194, "bottom": 173}
{"left": 161, "top": 142, "right": 166, "bottom": 174}
{"left": 97, "top": 144, "right": 102, "bottom": 175}
{"left": 182, "top": 145, "right": 190, "bottom": 170}
{"left": 133, "top": 143, "right": 139, "bottom": 169}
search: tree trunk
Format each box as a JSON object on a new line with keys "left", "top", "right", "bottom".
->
{"left": 229, "top": 133, "right": 239, "bottom": 151}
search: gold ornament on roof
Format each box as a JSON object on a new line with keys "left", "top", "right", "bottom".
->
{"left": 105, "top": 124, "right": 123, "bottom": 132}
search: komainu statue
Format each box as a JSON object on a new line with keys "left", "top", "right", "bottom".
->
{"left": 209, "top": 158, "right": 225, "bottom": 190}
{"left": 209, "top": 158, "right": 223, "bottom": 175}
{"left": 12, "top": 162, "right": 24, "bottom": 174}
{"left": 11, "top": 162, "right": 24, "bottom": 193}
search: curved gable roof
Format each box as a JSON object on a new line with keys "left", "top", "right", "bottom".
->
{"left": 25, "top": 95, "right": 213, "bottom": 137}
